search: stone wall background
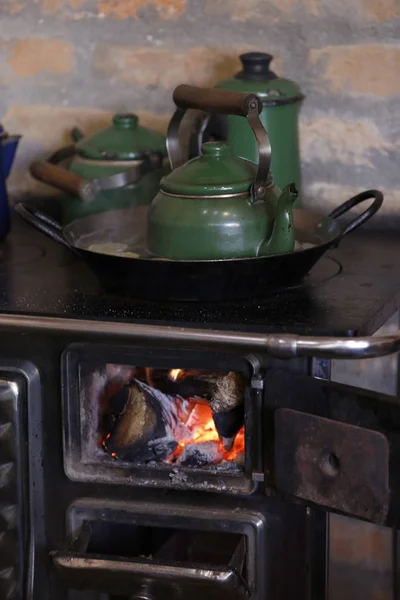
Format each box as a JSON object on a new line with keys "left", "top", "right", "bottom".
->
{"left": 1, "top": 0, "right": 399, "bottom": 218}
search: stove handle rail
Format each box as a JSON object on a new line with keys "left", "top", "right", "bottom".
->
{"left": 0, "top": 314, "right": 399, "bottom": 360}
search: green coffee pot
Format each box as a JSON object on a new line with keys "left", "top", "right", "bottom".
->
{"left": 30, "top": 113, "right": 167, "bottom": 223}
{"left": 147, "top": 85, "right": 298, "bottom": 261}
{"left": 208, "top": 52, "right": 304, "bottom": 205}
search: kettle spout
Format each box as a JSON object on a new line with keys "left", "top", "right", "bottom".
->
{"left": 1, "top": 135, "right": 21, "bottom": 179}
{"left": 258, "top": 183, "right": 298, "bottom": 256}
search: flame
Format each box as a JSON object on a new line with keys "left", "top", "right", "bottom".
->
{"left": 169, "top": 368, "right": 183, "bottom": 382}
{"left": 168, "top": 400, "right": 245, "bottom": 463}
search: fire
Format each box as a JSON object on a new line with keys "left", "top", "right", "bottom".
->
{"left": 168, "top": 399, "right": 245, "bottom": 464}
{"left": 101, "top": 366, "right": 245, "bottom": 467}
{"left": 169, "top": 368, "right": 183, "bottom": 382}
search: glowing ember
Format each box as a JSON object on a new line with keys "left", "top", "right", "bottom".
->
{"left": 167, "top": 400, "right": 244, "bottom": 464}
{"left": 169, "top": 368, "right": 183, "bottom": 382}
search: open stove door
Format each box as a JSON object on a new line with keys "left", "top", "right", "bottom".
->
{"left": 264, "top": 370, "right": 400, "bottom": 526}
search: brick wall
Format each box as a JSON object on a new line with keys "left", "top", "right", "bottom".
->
{"left": 1, "top": 0, "right": 400, "bottom": 221}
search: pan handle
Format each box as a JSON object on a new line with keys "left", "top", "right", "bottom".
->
{"left": 328, "top": 189, "right": 384, "bottom": 238}
{"left": 15, "top": 202, "right": 76, "bottom": 252}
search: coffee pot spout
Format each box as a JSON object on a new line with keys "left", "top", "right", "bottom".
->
{"left": 258, "top": 183, "right": 298, "bottom": 256}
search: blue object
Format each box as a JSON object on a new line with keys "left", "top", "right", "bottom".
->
{"left": 0, "top": 125, "right": 21, "bottom": 240}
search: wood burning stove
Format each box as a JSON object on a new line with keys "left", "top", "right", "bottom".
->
{"left": 0, "top": 211, "right": 400, "bottom": 599}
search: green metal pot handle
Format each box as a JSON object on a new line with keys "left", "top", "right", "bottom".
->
{"left": 167, "top": 84, "right": 271, "bottom": 203}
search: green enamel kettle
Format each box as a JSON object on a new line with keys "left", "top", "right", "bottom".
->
{"left": 147, "top": 85, "right": 298, "bottom": 261}
{"left": 30, "top": 113, "right": 167, "bottom": 224}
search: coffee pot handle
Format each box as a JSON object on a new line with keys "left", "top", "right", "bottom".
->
{"left": 167, "top": 85, "right": 271, "bottom": 203}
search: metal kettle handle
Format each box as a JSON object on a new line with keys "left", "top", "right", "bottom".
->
{"left": 167, "top": 85, "right": 271, "bottom": 203}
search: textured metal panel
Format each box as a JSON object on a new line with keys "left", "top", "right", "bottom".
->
{"left": 0, "top": 379, "right": 26, "bottom": 599}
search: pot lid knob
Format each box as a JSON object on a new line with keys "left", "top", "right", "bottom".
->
{"left": 201, "top": 141, "right": 230, "bottom": 157}
{"left": 238, "top": 52, "right": 277, "bottom": 81}
{"left": 112, "top": 113, "right": 139, "bottom": 129}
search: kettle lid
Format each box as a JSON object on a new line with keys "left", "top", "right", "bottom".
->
{"left": 161, "top": 141, "right": 272, "bottom": 197}
{"left": 218, "top": 52, "right": 304, "bottom": 106}
{"left": 75, "top": 113, "right": 166, "bottom": 161}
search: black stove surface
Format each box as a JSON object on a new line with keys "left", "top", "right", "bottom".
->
{"left": 1, "top": 206, "right": 400, "bottom": 336}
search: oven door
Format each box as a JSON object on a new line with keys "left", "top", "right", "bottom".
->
{"left": 265, "top": 369, "right": 400, "bottom": 525}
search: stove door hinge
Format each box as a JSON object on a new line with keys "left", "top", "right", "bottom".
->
{"left": 246, "top": 355, "right": 266, "bottom": 484}
{"left": 251, "top": 377, "right": 264, "bottom": 390}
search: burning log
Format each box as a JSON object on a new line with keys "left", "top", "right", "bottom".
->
{"left": 101, "top": 370, "right": 246, "bottom": 467}
{"left": 104, "top": 381, "right": 178, "bottom": 462}
{"left": 167, "top": 369, "right": 245, "bottom": 444}
{"left": 168, "top": 370, "right": 245, "bottom": 411}
{"left": 212, "top": 404, "right": 245, "bottom": 451}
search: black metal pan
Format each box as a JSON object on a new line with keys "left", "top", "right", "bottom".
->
{"left": 15, "top": 189, "right": 382, "bottom": 302}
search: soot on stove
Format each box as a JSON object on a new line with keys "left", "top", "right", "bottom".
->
{"left": 89, "top": 366, "right": 245, "bottom": 469}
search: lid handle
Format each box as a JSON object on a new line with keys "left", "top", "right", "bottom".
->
{"left": 239, "top": 52, "right": 276, "bottom": 80}
{"left": 167, "top": 85, "right": 271, "bottom": 203}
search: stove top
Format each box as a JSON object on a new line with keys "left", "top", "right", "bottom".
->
{"left": 2, "top": 199, "right": 400, "bottom": 336}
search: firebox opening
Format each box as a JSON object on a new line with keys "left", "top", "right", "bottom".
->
{"left": 85, "top": 520, "right": 247, "bottom": 572}
{"left": 85, "top": 364, "right": 245, "bottom": 471}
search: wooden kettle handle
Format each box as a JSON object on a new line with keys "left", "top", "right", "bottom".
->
{"left": 173, "top": 85, "right": 262, "bottom": 117}
{"left": 30, "top": 161, "right": 92, "bottom": 201}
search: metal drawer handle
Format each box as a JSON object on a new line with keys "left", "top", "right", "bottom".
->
{"left": 50, "top": 523, "right": 248, "bottom": 598}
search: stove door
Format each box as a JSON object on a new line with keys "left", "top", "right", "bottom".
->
{"left": 265, "top": 370, "right": 398, "bottom": 525}
{"left": 62, "top": 344, "right": 253, "bottom": 495}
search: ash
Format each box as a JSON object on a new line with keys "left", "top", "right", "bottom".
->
{"left": 176, "top": 441, "right": 224, "bottom": 467}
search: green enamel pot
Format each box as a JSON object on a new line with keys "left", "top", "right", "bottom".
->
{"left": 31, "top": 113, "right": 168, "bottom": 224}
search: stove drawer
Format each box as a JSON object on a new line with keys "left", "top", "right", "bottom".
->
{"left": 52, "top": 528, "right": 247, "bottom": 600}
{"left": 51, "top": 499, "right": 264, "bottom": 600}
